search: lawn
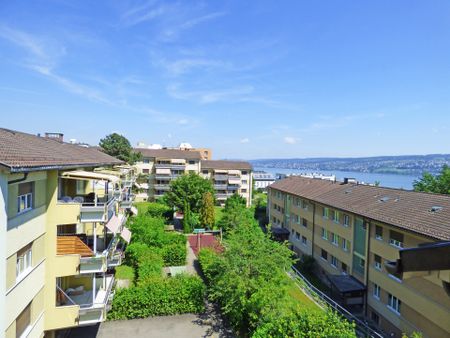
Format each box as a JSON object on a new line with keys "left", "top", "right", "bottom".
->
{"left": 288, "top": 283, "right": 322, "bottom": 313}
{"left": 214, "top": 206, "right": 224, "bottom": 226}
{"left": 134, "top": 201, "right": 152, "bottom": 215}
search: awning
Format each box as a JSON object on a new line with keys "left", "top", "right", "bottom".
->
{"left": 214, "top": 169, "right": 228, "bottom": 174}
{"left": 171, "top": 159, "right": 186, "bottom": 164}
{"left": 105, "top": 215, "right": 121, "bottom": 234}
{"left": 121, "top": 227, "right": 132, "bottom": 243}
{"left": 130, "top": 206, "right": 138, "bottom": 215}
{"left": 156, "top": 168, "right": 171, "bottom": 174}
{"left": 61, "top": 170, "right": 120, "bottom": 183}
{"left": 228, "top": 178, "right": 241, "bottom": 184}
{"left": 228, "top": 170, "right": 241, "bottom": 175}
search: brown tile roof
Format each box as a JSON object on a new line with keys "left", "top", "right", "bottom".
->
{"left": 136, "top": 148, "right": 202, "bottom": 160}
{"left": 0, "top": 128, "right": 123, "bottom": 172}
{"left": 269, "top": 177, "right": 450, "bottom": 241}
{"left": 201, "top": 160, "right": 252, "bottom": 170}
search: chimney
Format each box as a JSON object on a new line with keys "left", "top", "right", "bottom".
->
{"left": 45, "top": 132, "right": 64, "bottom": 142}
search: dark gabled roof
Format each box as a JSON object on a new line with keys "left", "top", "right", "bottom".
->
{"left": 201, "top": 160, "right": 252, "bottom": 170}
{"left": 0, "top": 128, "right": 123, "bottom": 172}
{"left": 269, "top": 176, "right": 450, "bottom": 241}
{"left": 135, "top": 148, "right": 202, "bottom": 160}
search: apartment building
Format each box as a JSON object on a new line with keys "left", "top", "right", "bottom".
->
{"left": 135, "top": 149, "right": 253, "bottom": 206}
{"left": 200, "top": 160, "right": 252, "bottom": 207}
{"left": 0, "top": 128, "right": 134, "bottom": 338}
{"left": 135, "top": 148, "right": 202, "bottom": 200}
{"left": 268, "top": 176, "right": 450, "bottom": 338}
{"left": 253, "top": 171, "right": 275, "bottom": 191}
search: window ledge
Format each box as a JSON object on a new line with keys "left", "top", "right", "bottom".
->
{"left": 373, "top": 295, "right": 380, "bottom": 301}
{"left": 6, "top": 258, "right": 45, "bottom": 296}
{"left": 388, "top": 274, "right": 403, "bottom": 283}
{"left": 387, "top": 305, "right": 401, "bottom": 316}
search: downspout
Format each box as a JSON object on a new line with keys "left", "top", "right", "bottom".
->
{"left": 8, "top": 172, "right": 28, "bottom": 185}
{"left": 364, "top": 219, "right": 371, "bottom": 318}
{"left": 312, "top": 202, "right": 316, "bottom": 257}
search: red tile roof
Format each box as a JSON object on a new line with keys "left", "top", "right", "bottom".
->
{"left": 0, "top": 128, "right": 123, "bottom": 172}
{"left": 269, "top": 177, "right": 450, "bottom": 241}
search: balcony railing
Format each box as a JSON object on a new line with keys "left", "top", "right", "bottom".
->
{"left": 227, "top": 185, "right": 239, "bottom": 191}
{"left": 155, "top": 163, "right": 186, "bottom": 170}
{"left": 155, "top": 174, "right": 182, "bottom": 180}
{"left": 214, "top": 184, "right": 228, "bottom": 190}
{"left": 80, "top": 196, "right": 115, "bottom": 223}
{"left": 214, "top": 175, "right": 228, "bottom": 180}
{"left": 154, "top": 184, "right": 170, "bottom": 190}
{"left": 80, "top": 256, "right": 106, "bottom": 274}
{"left": 120, "top": 194, "right": 134, "bottom": 209}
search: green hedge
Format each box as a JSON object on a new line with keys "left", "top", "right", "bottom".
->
{"left": 115, "top": 265, "right": 135, "bottom": 281}
{"left": 108, "top": 274, "right": 206, "bottom": 320}
{"left": 137, "top": 251, "right": 164, "bottom": 285}
{"left": 198, "top": 248, "right": 221, "bottom": 285}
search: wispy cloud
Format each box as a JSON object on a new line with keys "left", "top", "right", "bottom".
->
{"left": 166, "top": 83, "right": 254, "bottom": 104}
{"left": 159, "top": 58, "right": 230, "bottom": 76}
{"left": 240, "top": 137, "right": 250, "bottom": 144}
{"left": 284, "top": 136, "right": 298, "bottom": 144}
{"left": 120, "top": 1, "right": 166, "bottom": 27}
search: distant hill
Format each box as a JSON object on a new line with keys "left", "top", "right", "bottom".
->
{"left": 250, "top": 154, "right": 450, "bottom": 176}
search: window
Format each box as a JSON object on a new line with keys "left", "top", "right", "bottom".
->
{"left": 302, "top": 218, "right": 307, "bottom": 228}
{"left": 373, "top": 283, "right": 381, "bottom": 299}
{"left": 17, "top": 182, "right": 33, "bottom": 213}
{"left": 302, "top": 199, "right": 308, "bottom": 210}
{"left": 388, "top": 294, "right": 401, "bottom": 314}
{"left": 294, "top": 215, "right": 300, "bottom": 224}
{"left": 389, "top": 230, "right": 404, "bottom": 248}
{"left": 321, "top": 249, "right": 328, "bottom": 261}
{"left": 321, "top": 228, "right": 328, "bottom": 240}
{"left": 241, "top": 189, "right": 247, "bottom": 193}
{"left": 143, "top": 158, "right": 150, "bottom": 164}
{"left": 331, "top": 255, "right": 338, "bottom": 268}
{"left": 203, "top": 170, "right": 208, "bottom": 174}
{"left": 343, "top": 214, "right": 350, "bottom": 227}
{"left": 142, "top": 169, "right": 149, "bottom": 174}
{"left": 16, "top": 303, "right": 31, "bottom": 338}
{"left": 188, "top": 160, "right": 195, "bottom": 165}
{"left": 242, "top": 180, "right": 248, "bottom": 184}
{"left": 374, "top": 255, "right": 382, "bottom": 270}
{"left": 301, "top": 236, "right": 307, "bottom": 245}
{"left": 332, "top": 233, "right": 339, "bottom": 246}
{"left": 375, "top": 225, "right": 383, "bottom": 240}
{"left": 242, "top": 171, "right": 248, "bottom": 175}
{"left": 295, "top": 232, "right": 301, "bottom": 240}
{"left": 16, "top": 244, "right": 32, "bottom": 280}
{"left": 342, "top": 238, "right": 348, "bottom": 251}
{"left": 322, "top": 207, "right": 329, "bottom": 219}
{"left": 371, "top": 311, "right": 380, "bottom": 325}
{"left": 333, "top": 210, "right": 340, "bottom": 223}
{"left": 341, "top": 263, "right": 348, "bottom": 274}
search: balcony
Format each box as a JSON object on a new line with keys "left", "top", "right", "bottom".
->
{"left": 80, "top": 197, "right": 115, "bottom": 223}
{"left": 120, "top": 193, "right": 135, "bottom": 209}
{"left": 122, "top": 179, "right": 133, "bottom": 189}
{"left": 155, "top": 174, "right": 182, "bottom": 180}
{"left": 214, "top": 175, "right": 228, "bottom": 180}
{"left": 56, "top": 275, "right": 115, "bottom": 325}
{"left": 227, "top": 185, "right": 239, "bottom": 191}
{"left": 214, "top": 184, "right": 228, "bottom": 190}
{"left": 155, "top": 163, "right": 186, "bottom": 170}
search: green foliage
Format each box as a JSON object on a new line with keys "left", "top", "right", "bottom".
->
{"left": 145, "top": 202, "right": 172, "bottom": 219}
{"left": 108, "top": 274, "right": 206, "bottom": 320}
{"left": 298, "top": 255, "right": 315, "bottom": 274}
{"left": 402, "top": 332, "right": 423, "bottom": 338}
{"left": 99, "top": 133, "right": 142, "bottom": 164}
{"left": 115, "top": 265, "right": 135, "bottom": 281}
{"left": 124, "top": 242, "right": 151, "bottom": 269}
{"left": 165, "top": 172, "right": 215, "bottom": 213}
{"left": 252, "top": 308, "right": 356, "bottom": 338}
{"left": 218, "top": 196, "right": 256, "bottom": 232}
{"left": 225, "top": 193, "right": 247, "bottom": 209}
{"left": 160, "top": 243, "right": 187, "bottom": 267}
{"left": 200, "top": 191, "right": 215, "bottom": 229}
{"left": 413, "top": 165, "right": 450, "bottom": 195}
{"left": 136, "top": 251, "right": 164, "bottom": 285}
{"left": 198, "top": 248, "right": 222, "bottom": 285}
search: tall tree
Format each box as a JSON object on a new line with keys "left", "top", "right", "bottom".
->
{"left": 200, "top": 191, "right": 215, "bottom": 229}
{"left": 413, "top": 165, "right": 450, "bottom": 195}
{"left": 165, "top": 172, "right": 214, "bottom": 213}
{"left": 99, "top": 133, "right": 142, "bottom": 164}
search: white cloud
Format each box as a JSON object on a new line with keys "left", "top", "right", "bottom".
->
{"left": 284, "top": 136, "right": 297, "bottom": 144}
{"left": 240, "top": 138, "right": 250, "bottom": 144}
{"left": 166, "top": 83, "right": 254, "bottom": 104}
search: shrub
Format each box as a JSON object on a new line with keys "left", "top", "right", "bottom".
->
{"left": 161, "top": 243, "right": 187, "bottom": 266}
{"left": 137, "top": 251, "right": 164, "bottom": 285}
{"left": 124, "top": 242, "right": 151, "bottom": 269}
{"left": 146, "top": 202, "right": 172, "bottom": 219}
{"left": 198, "top": 248, "right": 222, "bottom": 285}
{"left": 108, "top": 274, "right": 206, "bottom": 320}
{"left": 115, "top": 265, "right": 135, "bottom": 281}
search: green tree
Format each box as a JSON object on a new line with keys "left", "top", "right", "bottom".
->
{"left": 413, "top": 165, "right": 450, "bottom": 195}
{"left": 218, "top": 193, "right": 254, "bottom": 232}
{"left": 165, "top": 172, "right": 214, "bottom": 213}
{"left": 200, "top": 191, "right": 215, "bottom": 229}
{"left": 183, "top": 201, "right": 192, "bottom": 233}
{"left": 99, "top": 133, "right": 142, "bottom": 164}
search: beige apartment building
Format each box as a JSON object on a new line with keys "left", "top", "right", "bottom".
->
{"left": 0, "top": 128, "right": 134, "bottom": 338}
{"left": 200, "top": 160, "right": 252, "bottom": 207}
{"left": 268, "top": 176, "right": 450, "bottom": 338}
{"left": 135, "top": 149, "right": 253, "bottom": 206}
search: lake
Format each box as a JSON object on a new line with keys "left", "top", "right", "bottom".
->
{"left": 254, "top": 167, "right": 419, "bottom": 190}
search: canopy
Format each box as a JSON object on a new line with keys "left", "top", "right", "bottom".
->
{"left": 105, "top": 215, "right": 121, "bottom": 234}
{"left": 121, "top": 226, "right": 132, "bottom": 243}
{"left": 61, "top": 170, "right": 120, "bottom": 183}
{"left": 171, "top": 159, "right": 186, "bottom": 164}
{"left": 156, "top": 168, "right": 171, "bottom": 174}
{"left": 214, "top": 169, "right": 228, "bottom": 174}
{"left": 130, "top": 206, "right": 138, "bottom": 215}
{"left": 228, "top": 170, "right": 241, "bottom": 175}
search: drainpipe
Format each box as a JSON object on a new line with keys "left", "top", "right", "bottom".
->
{"left": 93, "top": 222, "right": 97, "bottom": 254}
{"left": 364, "top": 219, "right": 371, "bottom": 318}
{"left": 312, "top": 202, "right": 316, "bottom": 257}
{"left": 92, "top": 275, "right": 96, "bottom": 304}
{"left": 8, "top": 172, "right": 28, "bottom": 185}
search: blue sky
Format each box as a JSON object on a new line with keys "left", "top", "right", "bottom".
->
{"left": 1, "top": 1, "right": 449, "bottom": 159}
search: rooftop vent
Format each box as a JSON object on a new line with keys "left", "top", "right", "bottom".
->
{"left": 45, "top": 132, "right": 64, "bottom": 142}
{"left": 430, "top": 206, "right": 443, "bottom": 213}
{"left": 379, "top": 196, "right": 390, "bottom": 203}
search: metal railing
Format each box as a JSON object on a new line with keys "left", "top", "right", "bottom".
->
{"left": 290, "top": 266, "right": 384, "bottom": 338}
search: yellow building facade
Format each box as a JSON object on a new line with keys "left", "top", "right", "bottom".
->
{"left": 268, "top": 176, "right": 450, "bottom": 338}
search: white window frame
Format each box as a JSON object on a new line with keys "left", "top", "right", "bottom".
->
{"left": 333, "top": 210, "right": 340, "bottom": 223}
{"left": 332, "top": 233, "right": 339, "bottom": 246}
{"left": 16, "top": 246, "right": 32, "bottom": 281}
{"left": 373, "top": 283, "right": 380, "bottom": 300}
{"left": 322, "top": 207, "right": 329, "bottom": 219}
{"left": 389, "top": 238, "right": 403, "bottom": 248}
{"left": 321, "top": 228, "right": 328, "bottom": 240}
{"left": 343, "top": 214, "right": 350, "bottom": 227}
{"left": 331, "top": 255, "right": 338, "bottom": 268}
{"left": 375, "top": 255, "right": 382, "bottom": 270}
{"left": 342, "top": 238, "right": 348, "bottom": 251}
{"left": 375, "top": 226, "right": 383, "bottom": 240}
{"left": 301, "top": 236, "right": 307, "bottom": 246}
{"left": 17, "top": 193, "right": 33, "bottom": 214}
{"left": 388, "top": 294, "right": 401, "bottom": 315}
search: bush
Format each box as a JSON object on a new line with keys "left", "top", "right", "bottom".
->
{"left": 161, "top": 242, "right": 187, "bottom": 266}
{"left": 115, "top": 265, "right": 135, "bottom": 281}
{"left": 108, "top": 274, "right": 206, "bottom": 320}
{"left": 198, "top": 248, "right": 222, "bottom": 285}
{"left": 124, "top": 242, "right": 151, "bottom": 269}
{"left": 146, "top": 202, "right": 172, "bottom": 219}
{"left": 137, "top": 251, "right": 164, "bottom": 285}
